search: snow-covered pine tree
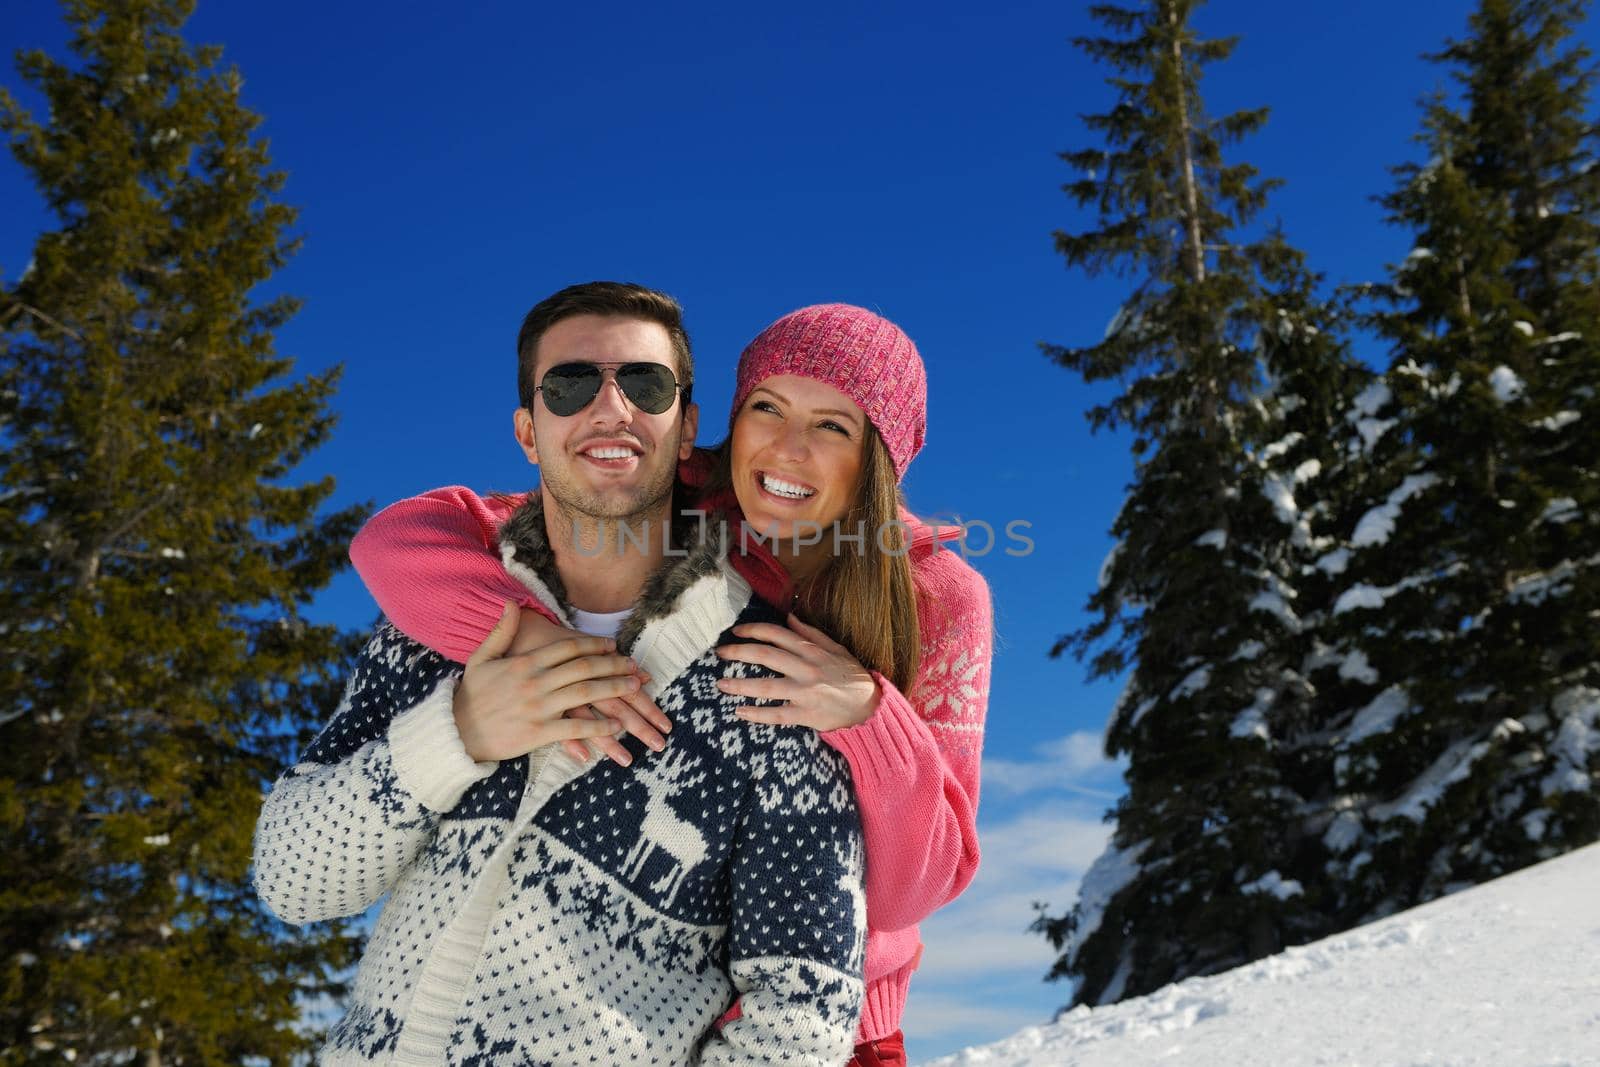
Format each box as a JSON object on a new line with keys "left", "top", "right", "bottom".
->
{"left": 1315, "top": 0, "right": 1600, "bottom": 923}
{"left": 1031, "top": 0, "right": 1367, "bottom": 1007}
{"left": 0, "top": 1, "right": 366, "bottom": 1061}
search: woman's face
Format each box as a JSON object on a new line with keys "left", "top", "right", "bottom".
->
{"left": 731, "top": 374, "right": 868, "bottom": 571}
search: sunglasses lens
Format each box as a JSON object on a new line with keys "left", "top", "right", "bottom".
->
{"left": 537, "top": 363, "right": 678, "bottom": 416}
{"left": 538, "top": 364, "right": 602, "bottom": 416}
{"left": 616, "top": 364, "right": 679, "bottom": 414}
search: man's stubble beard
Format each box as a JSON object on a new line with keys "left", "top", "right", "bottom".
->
{"left": 537, "top": 425, "right": 683, "bottom": 531}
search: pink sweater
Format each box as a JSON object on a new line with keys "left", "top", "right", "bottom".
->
{"left": 349, "top": 484, "right": 992, "bottom": 1044}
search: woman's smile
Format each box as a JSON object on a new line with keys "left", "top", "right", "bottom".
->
{"left": 731, "top": 375, "right": 867, "bottom": 554}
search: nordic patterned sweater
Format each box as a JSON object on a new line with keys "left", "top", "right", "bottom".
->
{"left": 252, "top": 497, "right": 867, "bottom": 1066}
{"left": 350, "top": 480, "right": 992, "bottom": 1043}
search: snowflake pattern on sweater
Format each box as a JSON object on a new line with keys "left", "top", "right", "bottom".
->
{"left": 255, "top": 586, "right": 865, "bottom": 1065}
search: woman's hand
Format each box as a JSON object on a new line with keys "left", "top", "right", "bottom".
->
{"left": 508, "top": 607, "right": 670, "bottom": 766}
{"left": 714, "top": 613, "right": 881, "bottom": 731}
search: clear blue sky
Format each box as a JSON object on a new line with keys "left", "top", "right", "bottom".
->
{"left": 6, "top": 1, "right": 1595, "bottom": 1060}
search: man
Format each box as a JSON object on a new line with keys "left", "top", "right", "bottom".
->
{"left": 253, "top": 282, "right": 866, "bottom": 1065}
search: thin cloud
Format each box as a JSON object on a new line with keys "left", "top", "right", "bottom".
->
{"left": 902, "top": 743, "right": 1125, "bottom": 1059}
{"left": 982, "top": 729, "right": 1125, "bottom": 799}
{"left": 915, "top": 807, "right": 1111, "bottom": 980}
{"left": 901, "top": 991, "right": 1050, "bottom": 1039}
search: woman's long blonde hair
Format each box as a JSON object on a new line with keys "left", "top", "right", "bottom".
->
{"left": 707, "top": 425, "right": 922, "bottom": 695}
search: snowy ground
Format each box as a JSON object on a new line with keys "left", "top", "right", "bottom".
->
{"left": 920, "top": 842, "right": 1600, "bottom": 1066}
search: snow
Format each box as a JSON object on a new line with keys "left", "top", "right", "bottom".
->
{"left": 1104, "top": 304, "right": 1133, "bottom": 341}
{"left": 1506, "top": 554, "right": 1600, "bottom": 606}
{"left": 1260, "top": 432, "right": 1304, "bottom": 461}
{"left": 1056, "top": 841, "right": 1147, "bottom": 967}
{"left": 1536, "top": 410, "right": 1580, "bottom": 432}
{"left": 1523, "top": 809, "right": 1550, "bottom": 842}
{"left": 1350, "top": 473, "right": 1439, "bottom": 548}
{"left": 1401, "top": 246, "right": 1435, "bottom": 268}
{"left": 142, "top": 834, "right": 170, "bottom": 847}
{"left": 1540, "top": 497, "right": 1579, "bottom": 524}
{"left": 1169, "top": 667, "right": 1212, "bottom": 702}
{"left": 1533, "top": 330, "right": 1582, "bottom": 346}
{"left": 1336, "top": 649, "right": 1378, "bottom": 685}
{"left": 920, "top": 842, "right": 1600, "bottom": 1066}
{"left": 1193, "top": 529, "right": 1227, "bottom": 550}
{"left": 1322, "top": 810, "right": 1362, "bottom": 852}
{"left": 1488, "top": 365, "right": 1525, "bottom": 403}
{"left": 1098, "top": 542, "right": 1122, "bottom": 592}
{"left": 1247, "top": 588, "right": 1300, "bottom": 630}
{"left": 1125, "top": 696, "right": 1158, "bottom": 730}
{"left": 1371, "top": 737, "right": 1489, "bottom": 822}
{"left": 1228, "top": 689, "right": 1274, "bottom": 741}
{"left": 1312, "top": 547, "right": 1349, "bottom": 576}
{"left": 1513, "top": 319, "right": 1536, "bottom": 337}
{"left": 1332, "top": 583, "right": 1387, "bottom": 614}
{"left": 1343, "top": 685, "right": 1410, "bottom": 745}
{"left": 1346, "top": 379, "right": 1395, "bottom": 452}
{"left": 1543, "top": 686, "right": 1600, "bottom": 797}
{"left": 1261, "top": 473, "right": 1298, "bottom": 524}
{"left": 1349, "top": 380, "right": 1391, "bottom": 419}
{"left": 1239, "top": 870, "right": 1302, "bottom": 900}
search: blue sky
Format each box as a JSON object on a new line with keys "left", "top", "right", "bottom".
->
{"left": 6, "top": 1, "right": 1597, "bottom": 1060}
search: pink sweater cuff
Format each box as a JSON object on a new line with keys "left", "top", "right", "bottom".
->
{"left": 822, "top": 676, "right": 925, "bottom": 791}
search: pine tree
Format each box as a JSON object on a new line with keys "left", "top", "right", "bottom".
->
{"left": 1315, "top": 0, "right": 1600, "bottom": 923}
{"left": 0, "top": 1, "right": 367, "bottom": 1061}
{"left": 1031, "top": 0, "right": 1366, "bottom": 1006}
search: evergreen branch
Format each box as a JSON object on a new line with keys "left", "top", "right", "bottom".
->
{"left": 0, "top": 296, "right": 83, "bottom": 342}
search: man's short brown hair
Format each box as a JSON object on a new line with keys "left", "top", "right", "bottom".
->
{"left": 516, "top": 281, "right": 694, "bottom": 410}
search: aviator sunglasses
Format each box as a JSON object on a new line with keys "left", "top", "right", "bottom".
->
{"left": 533, "top": 361, "right": 687, "bottom": 417}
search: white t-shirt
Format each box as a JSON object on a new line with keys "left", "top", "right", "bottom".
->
{"left": 570, "top": 607, "right": 631, "bottom": 641}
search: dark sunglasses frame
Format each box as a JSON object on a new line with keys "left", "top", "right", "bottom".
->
{"left": 533, "top": 361, "right": 687, "bottom": 417}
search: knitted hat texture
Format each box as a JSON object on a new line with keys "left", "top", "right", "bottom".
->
{"left": 730, "top": 304, "right": 927, "bottom": 479}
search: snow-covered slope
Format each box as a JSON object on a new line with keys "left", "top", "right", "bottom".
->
{"left": 922, "top": 842, "right": 1600, "bottom": 1066}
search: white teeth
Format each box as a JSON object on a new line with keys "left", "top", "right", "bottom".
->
{"left": 761, "top": 474, "right": 815, "bottom": 499}
{"left": 586, "top": 447, "right": 635, "bottom": 460}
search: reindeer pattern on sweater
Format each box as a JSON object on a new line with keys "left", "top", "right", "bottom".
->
{"left": 253, "top": 499, "right": 866, "bottom": 1066}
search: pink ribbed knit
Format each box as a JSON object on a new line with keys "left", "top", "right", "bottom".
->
{"left": 732, "top": 304, "right": 928, "bottom": 478}
{"left": 348, "top": 481, "right": 991, "bottom": 1044}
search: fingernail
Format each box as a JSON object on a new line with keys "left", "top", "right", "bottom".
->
{"left": 651, "top": 739, "right": 666, "bottom": 752}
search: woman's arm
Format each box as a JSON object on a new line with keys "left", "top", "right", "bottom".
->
{"left": 349, "top": 486, "right": 555, "bottom": 664}
{"left": 819, "top": 550, "right": 992, "bottom": 932}
{"left": 348, "top": 486, "right": 669, "bottom": 764}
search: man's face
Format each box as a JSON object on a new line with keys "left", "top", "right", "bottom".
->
{"left": 514, "top": 314, "right": 698, "bottom": 522}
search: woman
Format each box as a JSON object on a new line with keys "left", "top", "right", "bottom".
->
{"left": 351, "top": 303, "right": 992, "bottom": 1067}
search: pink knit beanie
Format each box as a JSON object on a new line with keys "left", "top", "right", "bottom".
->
{"left": 730, "top": 303, "right": 928, "bottom": 479}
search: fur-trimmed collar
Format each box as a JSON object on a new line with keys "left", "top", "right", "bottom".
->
{"left": 498, "top": 493, "right": 730, "bottom": 655}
